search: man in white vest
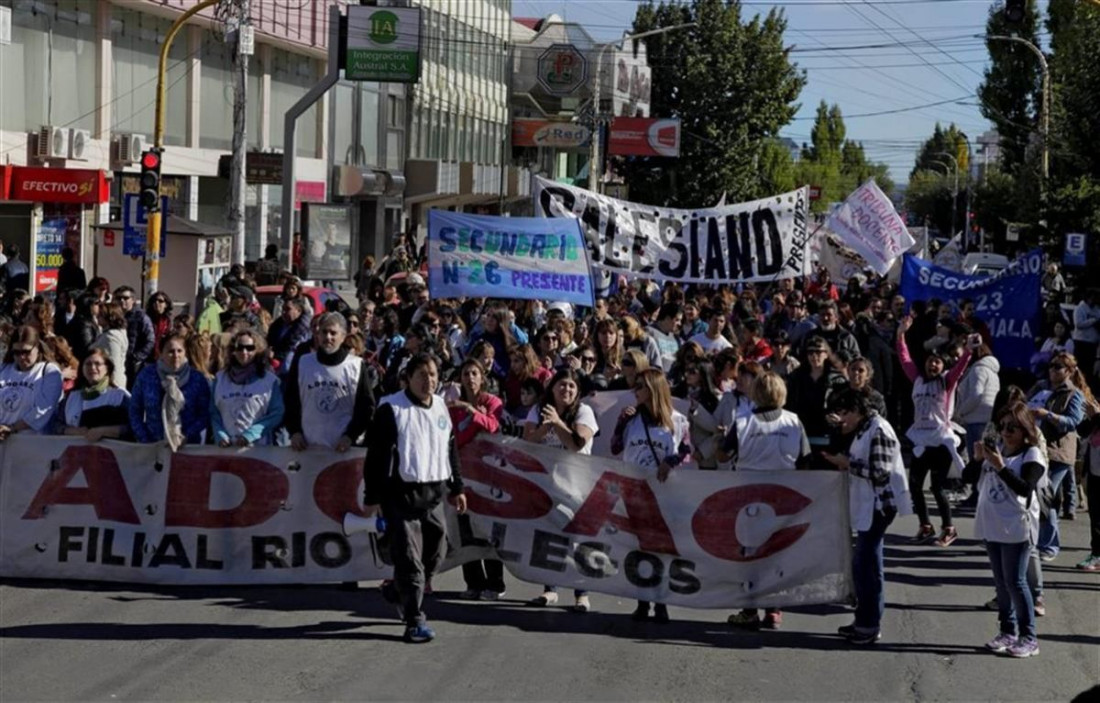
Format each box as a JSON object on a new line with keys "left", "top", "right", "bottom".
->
{"left": 284, "top": 312, "right": 374, "bottom": 451}
{"left": 364, "top": 353, "right": 466, "bottom": 644}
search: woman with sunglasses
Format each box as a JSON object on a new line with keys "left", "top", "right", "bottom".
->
{"left": 145, "top": 293, "right": 174, "bottom": 359}
{"left": 0, "top": 326, "right": 64, "bottom": 441}
{"left": 211, "top": 331, "right": 285, "bottom": 447}
{"left": 607, "top": 349, "right": 650, "bottom": 391}
{"left": 669, "top": 341, "right": 704, "bottom": 393}
{"left": 1028, "top": 352, "right": 1090, "bottom": 562}
{"left": 447, "top": 358, "right": 507, "bottom": 600}
{"left": 61, "top": 349, "right": 130, "bottom": 441}
{"left": 524, "top": 368, "right": 599, "bottom": 613}
{"left": 969, "top": 402, "right": 1047, "bottom": 658}
{"left": 130, "top": 332, "right": 211, "bottom": 449}
{"left": 612, "top": 368, "right": 691, "bottom": 623}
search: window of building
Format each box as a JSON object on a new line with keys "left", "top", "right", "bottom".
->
{"left": 359, "top": 86, "right": 380, "bottom": 166}
{"left": 110, "top": 5, "right": 188, "bottom": 145}
{"left": 199, "top": 36, "right": 234, "bottom": 151}
{"left": 269, "top": 48, "right": 318, "bottom": 158}
{"left": 332, "top": 83, "right": 354, "bottom": 165}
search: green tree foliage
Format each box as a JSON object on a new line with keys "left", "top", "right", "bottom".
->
{"left": 759, "top": 139, "right": 797, "bottom": 192}
{"left": 906, "top": 123, "right": 970, "bottom": 235}
{"left": 618, "top": 0, "right": 805, "bottom": 206}
{"left": 794, "top": 101, "right": 892, "bottom": 212}
{"left": 911, "top": 123, "right": 970, "bottom": 180}
{"left": 978, "top": 0, "right": 1042, "bottom": 175}
{"left": 905, "top": 170, "right": 957, "bottom": 236}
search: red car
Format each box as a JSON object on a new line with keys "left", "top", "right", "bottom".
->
{"left": 254, "top": 285, "right": 350, "bottom": 317}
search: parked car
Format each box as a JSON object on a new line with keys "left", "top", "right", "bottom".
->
{"left": 961, "top": 253, "right": 1009, "bottom": 277}
{"left": 254, "top": 285, "right": 350, "bottom": 317}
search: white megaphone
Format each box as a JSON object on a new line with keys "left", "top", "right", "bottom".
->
{"left": 342, "top": 512, "right": 386, "bottom": 536}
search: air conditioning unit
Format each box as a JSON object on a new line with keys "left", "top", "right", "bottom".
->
{"left": 117, "top": 133, "right": 147, "bottom": 164}
{"left": 69, "top": 129, "right": 90, "bottom": 161}
{"left": 36, "top": 125, "right": 70, "bottom": 160}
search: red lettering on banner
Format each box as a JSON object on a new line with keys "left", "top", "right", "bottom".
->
{"left": 22, "top": 445, "right": 140, "bottom": 524}
{"left": 164, "top": 454, "right": 288, "bottom": 528}
{"left": 459, "top": 438, "right": 552, "bottom": 520}
{"left": 564, "top": 472, "right": 678, "bottom": 555}
{"left": 313, "top": 459, "right": 365, "bottom": 523}
{"left": 691, "top": 484, "right": 811, "bottom": 562}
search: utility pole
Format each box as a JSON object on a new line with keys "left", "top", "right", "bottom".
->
{"left": 934, "top": 151, "right": 960, "bottom": 238}
{"left": 985, "top": 35, "right": 1049, "bottom": 184}
{"left": 227, "top": 0, "right": 252, "bottom": 266}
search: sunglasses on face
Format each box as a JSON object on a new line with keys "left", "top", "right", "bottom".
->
{"left": 1050, "top": 364, "right": 1067, "bottom": 371}
{"left": 12, "top": 347, "right": 33, "bottom": 356}
{"left": 581, "top": 355, "right": 597, "bottom": 363}
{"left": 118, "top": 295, "right": 133, "bottom": 301}
{"left": 234, "top": 344, "right": 256, "bottom": 352}
{"left": 622, "top": 360, "right": 636, "bottom": 368}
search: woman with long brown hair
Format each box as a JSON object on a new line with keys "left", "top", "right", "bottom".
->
{"left": 504, "top": 343, "right": 550, "bottom": 412}
{"left": 593, "top": 318, "right": 625, "bottom": 379}
{"left": 0, "top": 326, "right": 65, "bottom": 439}
{"left": 61, "top": 348, "right": 130, "bottom": 441}
{"left": 611, "top": 367, "right": 691, "bottom": 623}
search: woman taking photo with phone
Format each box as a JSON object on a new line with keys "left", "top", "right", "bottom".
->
{"left": 611, "top": 367, "right": 691, "bottom": 623}
{"left": 523, "top": 368, "right": 599, "bottom": 612}
{"left": 969, "top": 402, "right": 1046, "bottom": 658}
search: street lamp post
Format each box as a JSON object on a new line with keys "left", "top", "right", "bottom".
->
{"left": 933, "top": 152, "right": 960, "bottom": 238}
{"left": 587, "top": 23, "right": 694, "bottom": 193}
{"left": 985, "top": 34, "right": 1050, "bottom": 182}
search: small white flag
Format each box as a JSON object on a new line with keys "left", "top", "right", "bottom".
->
{"left": 825, "top": 179, "right": 915, "bottom": 275}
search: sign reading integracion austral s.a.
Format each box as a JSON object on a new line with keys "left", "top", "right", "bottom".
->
{"left": 345, "top": 6, "right": 421, "bottom": 83}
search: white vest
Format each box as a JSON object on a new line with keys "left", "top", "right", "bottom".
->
{"left": 975, "top": 446, "right": 1046, "bottom": 545}
{"left": 621, "top": 410, "right": 689, "bottom": 471}
{"left": 0, "top": 362, "right": 61, "bottom": 431}
{"left": 734, "top": 410, "right": 804, "bottom": 471}
{"left": 383, "top": 391, "right": 453, "bottom": 484}
{"left": 297, "top": 353, "right": 362, "bottom": 449}
{"left": 214, "top": 370, "right": 279, "bottom": 444}
{"left": 848, "top": 415, "right": 914, "bottom": 531}
{"left": 908, "top": 375, "right": 960, "bottom": 447}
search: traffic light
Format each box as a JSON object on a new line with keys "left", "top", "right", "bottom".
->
{"left": 139, "top": 149, "right": 162, "bottom": 212}
{"left": 1004, "top": 0, "right": 1026, "bottom": 23}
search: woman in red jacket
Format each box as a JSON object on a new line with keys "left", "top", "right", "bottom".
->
{"left": 447, "top": 358, "right": 506, "bottom": 599}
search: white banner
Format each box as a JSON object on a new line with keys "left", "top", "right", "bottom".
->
{"left": 0, "top": 436, "right": 853, "bottom": 608}
{"left": 826, "top": 179, "right": 914, "bottom": 276}
{"left": 533, "top": 177, "right": 812, "bottom": 287}
{"left": 812, "top": 231, "right": 868, "bottom": 286}
{"left": 460, "top": 436, "right": 852, "bottom": 608}
{"left": 933, "top": 232, "right": 964, "bottom": 272}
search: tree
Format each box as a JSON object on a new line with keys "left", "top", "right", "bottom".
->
{"left": 794, "top": 101, "right": 892, "bottom": 211}
{"left": 977, "top": 1, "right": 1042, "bottom": 175}
{"left": 617, "top": 0, "right": 805, "bottom": 206}
{"left": 905, "top": 169, "right": 956, "bottom": 236}
{"left": 759, "top": 139, "right": 797, "bottom": 192}
{"left": 911, "top": 122, "right": 970, "bottom": 180}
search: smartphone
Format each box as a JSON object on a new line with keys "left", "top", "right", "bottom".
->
{"left": 982, "top": 436, "right": 998, "bottom": 451}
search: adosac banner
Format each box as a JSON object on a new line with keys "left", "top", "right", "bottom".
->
{"left": 533, "top": 176, "right": 811, "bottom": 288}
{"left": 460, "top": 436, "right": 852, "bottom": 609}
{"left": 0, "top": 437, "right": 392, "bottom": 585}
{"left": 825, "top": 179, "right": 914, "bottom": 276}
{"left": 899, "top": 249, "right": 1042, "bottom": 369}
{"left": 427, "top": 210, "right": 594, "bottom": 307}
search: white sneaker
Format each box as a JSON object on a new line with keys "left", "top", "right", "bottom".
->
{"left": 481, "top": 589, "right": 506, "bottom": 601}
{"left": 530, "top": 591, "right": 558, "bottom": 606}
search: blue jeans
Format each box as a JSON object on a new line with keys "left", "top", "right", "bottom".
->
{"left": 1038, "top": 461, "right": 1072, "bottom": 556}
{"left": 986, "top": 541, "right": 1036, "bottom": 639}
{"left": 853, "top": 508, "right": 896, "bottom": 631}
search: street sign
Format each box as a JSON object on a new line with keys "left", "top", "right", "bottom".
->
{"left": 809, "top": 185, "right": 822, "bottom": 201}
{"left": 123, "top": 193, "right": 167, "bottom": 257}
{"left": 218, "top": 152, "right": 285, "bottom": 185}
{"left": 345, "top": 5, "right": 421, "bottom": 83}
{"left": 537, "top": 44, "right": 587, "bottom": 96}
{"left": 1065, "top": 232, "right": 1086, "bottom": 267}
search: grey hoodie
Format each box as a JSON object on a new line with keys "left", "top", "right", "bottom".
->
{"left": 954, "top": 354, "right": 1001, "bottom": 425}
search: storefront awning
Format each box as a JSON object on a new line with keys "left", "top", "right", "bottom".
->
{"left": 4, "top": 166, "right": 109, "bottom": 204}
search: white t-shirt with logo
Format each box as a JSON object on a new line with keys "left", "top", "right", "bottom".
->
{"left": 526, "top": 403, "right": 598, "bottom": 455}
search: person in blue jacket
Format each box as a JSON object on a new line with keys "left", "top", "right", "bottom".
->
{"left": 129, "top": 332, "right": 211, "bottom": 448}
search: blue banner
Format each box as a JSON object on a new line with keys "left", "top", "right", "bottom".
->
{"left": 427, "top": 211, "right": 594, "bottom": 306}
{"left": 899, "top": 249, "right": 1042, "bottom": 369}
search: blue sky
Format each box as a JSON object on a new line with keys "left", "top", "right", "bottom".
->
{"left": 512, "top": 0, "right": 1047, "bottom": 183}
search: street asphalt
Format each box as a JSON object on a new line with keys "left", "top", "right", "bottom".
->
{"left": 1, "top": 503, "right": 1097, "bottom": 702}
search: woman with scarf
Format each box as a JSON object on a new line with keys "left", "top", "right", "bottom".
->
{"left": 897, "top": 314, "right": 974, "bottom": 547}
{"left": 145, "top": 292, "right": 174, "bottom": 359}
{"left": 447, "top": 358, "right": 506, "bottom": 600}
{"left": 0, "top": 326, "right": 65, "bottom": 440}
{"left": 211, "top": 330, "right": 284, "bottom": 447}
{"left": 129, "top": 332, "right": 211, "bottom": 448}
{"left": 61, "top": 349, "right": 130, "bottom": 441}
{"left": 612, "top": 368, "right": 691, "bottom": 623}
{"left": 682, "top": 358, "right": 723, "bottom": 470}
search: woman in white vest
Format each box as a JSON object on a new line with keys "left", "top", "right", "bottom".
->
{"left": 284, "top": 312, "right": 374, "bottom": 451}
{"left": 896, "top": 314, "right": 975, "bottom": 547}
{"left": 611, "top": 367, "right": 691, "bottom": 624}
{"left": 211, "top": 330, "right": 285, "bottom": 447}
{"left": 0, "top": 325, "right": 64, "bottom": 440}
{"left": 362, "top": 353, "right": 467, "bottom": 644}
{"left": 968, "top": 402, "right": 1046, "bottom": 658}
{"left": 822, "top": 388, "right": 913, "bottom": 646}
{"left": 61, "top": 349, "right": 130, "bottom": 441}
{"left": 723, "top": 371, "right": 811, "bottom": 632}
{"left": 524, "top": 368, "right": 599, "bottom": 613}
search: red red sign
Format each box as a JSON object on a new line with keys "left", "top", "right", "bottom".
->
{"left": 0, "top": 165, "right": 12, "bottom": 200}
{"left": 294, "top": 181, "right": 326, "bottom": 210}
{"left": 8, "top": 167, "right": 108, "bottom": 204}
{"left": 809, "top": 185, "right": 822, "bottom": 201}
{"left": 607, "top": 117, "right": 681, "bottom": 157}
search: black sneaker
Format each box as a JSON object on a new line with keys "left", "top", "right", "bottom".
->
{"left": 653, "top": 604, "right": 670, "bottom": 624}
{"left": 847, "top": 630, "right": 882, "bottom": 646}
{"left": 380, "top": 581, "right": 404, "bottom": 621}
{"left": 837, "top": 624, "right": 858, "bottom": 638}
{"left": 632, "top": 604, "right": 651, "bottom": 621}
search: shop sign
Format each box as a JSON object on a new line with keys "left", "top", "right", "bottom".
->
{"left": 606, "top": 118, "right": 681, "bottom": 157}
{"left": 345, "top": 6, "right": 421, "bottom": 83}
{"left": 537, "top": 44, "right": 587, "bottom": 96}
{"left": 9, "top": 167, "right": 108, "bottom": 204}
{"left": 512, "top": 119, "right": 591, "bottom": 149}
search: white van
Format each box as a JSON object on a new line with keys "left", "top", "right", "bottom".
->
{"left": 961, "top": 253, "right": 1010, "bottom": 277}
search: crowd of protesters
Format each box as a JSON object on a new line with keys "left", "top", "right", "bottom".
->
{"left": 0, "top": 237, "right": 1096, "bottom": 652}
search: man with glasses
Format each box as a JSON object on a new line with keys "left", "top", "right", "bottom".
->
{"left": 114, "top": 286, "right": 155, "bottom": 388}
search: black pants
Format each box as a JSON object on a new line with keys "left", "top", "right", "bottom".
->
{"left": 1088, "top": 472, "right": 1100, "bottom": 556}
{"left": 384, "top": 501, "right": 447, "bottom": 627}
{"left": 462, "top": 559, "right": 505, "bottom": 593}
{"left": 910, "top": 444, "right": 953, "bottom": 528}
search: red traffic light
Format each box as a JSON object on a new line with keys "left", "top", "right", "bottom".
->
{"left": 141, "top": 151, "right": 161, "bottom": 169}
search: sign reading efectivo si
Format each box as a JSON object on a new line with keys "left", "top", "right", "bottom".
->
{"left": 344, "top": 5, "right": 421, "bottom": 83}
